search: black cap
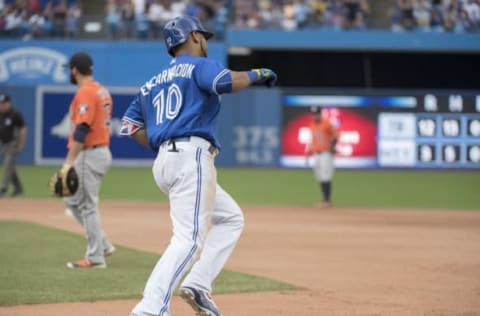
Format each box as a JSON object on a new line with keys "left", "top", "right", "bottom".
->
{"left": 64, "top": 51, "right": 93, "bottom": 74}
{"left": 0, "top": 93, "right": 11, "bottom": 103}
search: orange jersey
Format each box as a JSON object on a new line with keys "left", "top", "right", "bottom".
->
{"left": 308, "top": 120, "right": 338, "bottom": 153}
{"left": 68, "top": 80, "right": 113, "bottom": 148}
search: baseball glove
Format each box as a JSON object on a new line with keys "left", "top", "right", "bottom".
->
{"left": 49, "top": 165, "right": 79, "bottom": 197}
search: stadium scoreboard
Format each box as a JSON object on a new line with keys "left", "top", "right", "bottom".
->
{"left": 281, "top": 90, "right": 480, "bottom": 169}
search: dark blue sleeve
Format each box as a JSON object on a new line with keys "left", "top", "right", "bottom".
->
{"left": 73, "top": 123, "right": 89, "bottom": 143}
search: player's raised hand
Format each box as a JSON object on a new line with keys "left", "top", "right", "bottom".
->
{"left": 251, "top": 68, "right": 278, "bottom": 87}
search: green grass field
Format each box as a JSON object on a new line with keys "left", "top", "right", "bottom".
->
{"left": 0, "top": 221, "right": 296, "bottom": 306}
{"left": 9, "top": 166, "right": 480, "bottom": 210}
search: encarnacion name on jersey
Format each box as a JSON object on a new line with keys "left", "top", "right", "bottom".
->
{"left": 140, "top": 63, "right": 195, "bottom": 95}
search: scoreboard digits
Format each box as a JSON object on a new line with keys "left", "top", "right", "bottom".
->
{"left": 468, "top": 145, "right": 480, "bottom": 163}
{"left": 378, "top": 92, "right": 480, "bottom": 168}
{"left": 469, "top": 118, "right": 480, "bottom": 137}
{"left": 417, "top": 118, "right": 436, "bottom": 137}
{"left": 442, "top": 118, "right": 461, "bottom": 137}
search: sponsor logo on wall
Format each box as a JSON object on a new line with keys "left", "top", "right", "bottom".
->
{"left": 0, "top": 47, "right": 68, "bottom": 83}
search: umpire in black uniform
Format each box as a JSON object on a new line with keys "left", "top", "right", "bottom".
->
{"left": 0, "top": 94, "right": 27, "bottom": 198}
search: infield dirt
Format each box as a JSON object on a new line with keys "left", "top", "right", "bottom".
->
{"left": 1, "top": 199, "right": 479, "bottom": 316}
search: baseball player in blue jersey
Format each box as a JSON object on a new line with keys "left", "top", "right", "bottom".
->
{"left": 121, "top": 15, "right": 277, "bottom": 316}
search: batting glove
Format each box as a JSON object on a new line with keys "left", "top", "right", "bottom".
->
{"left": 249, "top": 68, "right": 278, "bottom": 87}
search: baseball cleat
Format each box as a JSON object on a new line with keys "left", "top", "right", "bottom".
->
{"left": 104, "top": 245, "right": 116, "bottom": 257}
{"left": 180, "top": 286, "right": 222, "bottom": 316}
{"left": 318, "top": 201, "right": 332, "bottom": 209}
{"left": 10, "top": 190, "right": 23, "bottom": 198}
{"left": 67, "top": 258, "right": 106, "bottom": 269}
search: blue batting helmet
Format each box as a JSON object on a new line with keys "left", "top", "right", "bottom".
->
{"left": 163, "top": 15, "right": 214, "bottom": 56}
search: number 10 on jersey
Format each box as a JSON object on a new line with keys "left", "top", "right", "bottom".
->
{"left": 153, "top": 84, "right": 183, "bottom": 124}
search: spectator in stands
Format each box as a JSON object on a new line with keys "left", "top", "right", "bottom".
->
{"left": 193, "top": 0, "right": 217, "bottom": 30}
{"left": 391, "top": 0, "right": 416, "bottom": 31}
{"left": 342, "top": 0, "right": 369, "bottom": 30}
{"left": 309, "top": 0, "right": 329, "bottom": 26}
{"left": 20, "top": 9, "right": 31, "bottom": 38}
{"left": 3, "top": 4, "right": 22, "bottom": 37}
{"left": 65, "top": 1, "right": 79, "bottom": 38}
{"left": 135, "top": 2, "right": 149, "bottom": 39}
{"left": 28, "top": 0, "right": 41, "bottom": 13}
{"left": 0, "top": 10, "right": 5, "bottom": 36}
{"left": 329, "top": 0, "right": 347, "bottom": 30}
{"left": 232, "top": 0, "right": 256, "bottom": 28}
{"left": 257, "top": 0, "right": 282, "bottom": 29}
{"left": 429, "top": 5, "right": 444, "bottom": 31}
{"left": 106, "top": 0, "right": 122, "bottom": 40}
{"left": 443, "top": 0, "right": 460, "bottom": 32}
{"left": 293, "top": 0, "right": 311, "bottom": 29}
{"left": 121, "top": 0, "right": 136, "bottom": 39}
{"left": 132, "top": 0, "right": 144, "bottom": 15}
{"left": 463, "top": 0, "right": 480, "bottom": 30}
{"left": 170, "top": 0, "right": 186, "bottom": 17}
{"left": 431, "top": 0, "right": 442, "bottom": 10}
{"left": 212, "top": 0, "right": 227, "bottom": 39}
{"left": 454, "top": 8, "right": 475, "bottom": 32}
{"left": 27, "top": 10, "right": 46, "bottom": 37}
{"left": 282, "top": 0, "right": 298, "bottom": 30}
{"left": 51, "top": 0, "right": 67, "bottom": 37}
{"left": 413, "top": 0, "right": 432, "bottom": 32}
{"left": 146, "top": 0, "right": 163, "bottom": 39}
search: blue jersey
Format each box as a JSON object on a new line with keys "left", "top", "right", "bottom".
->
{"left": 122, "top": 55, "right": 229, "bottom": 151}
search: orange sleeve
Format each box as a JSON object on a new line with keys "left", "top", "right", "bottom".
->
{"left": 68, "top": 82, "right": 112, "bottom": 149}
{"left": 71, "top": 87, "right": 96, "bottom": 127}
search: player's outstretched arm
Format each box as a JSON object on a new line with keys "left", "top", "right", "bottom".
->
{"left": 230, "top": 68, "right": 277, "bottom": 92}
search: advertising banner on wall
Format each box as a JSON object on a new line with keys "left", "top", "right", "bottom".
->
{"left": 35, "top": 85, "right": 155, "bottom": 166}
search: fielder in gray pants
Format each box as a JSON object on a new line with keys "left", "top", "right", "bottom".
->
{"left": 64, "top": 147, "right": 115, "bottom": 265}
